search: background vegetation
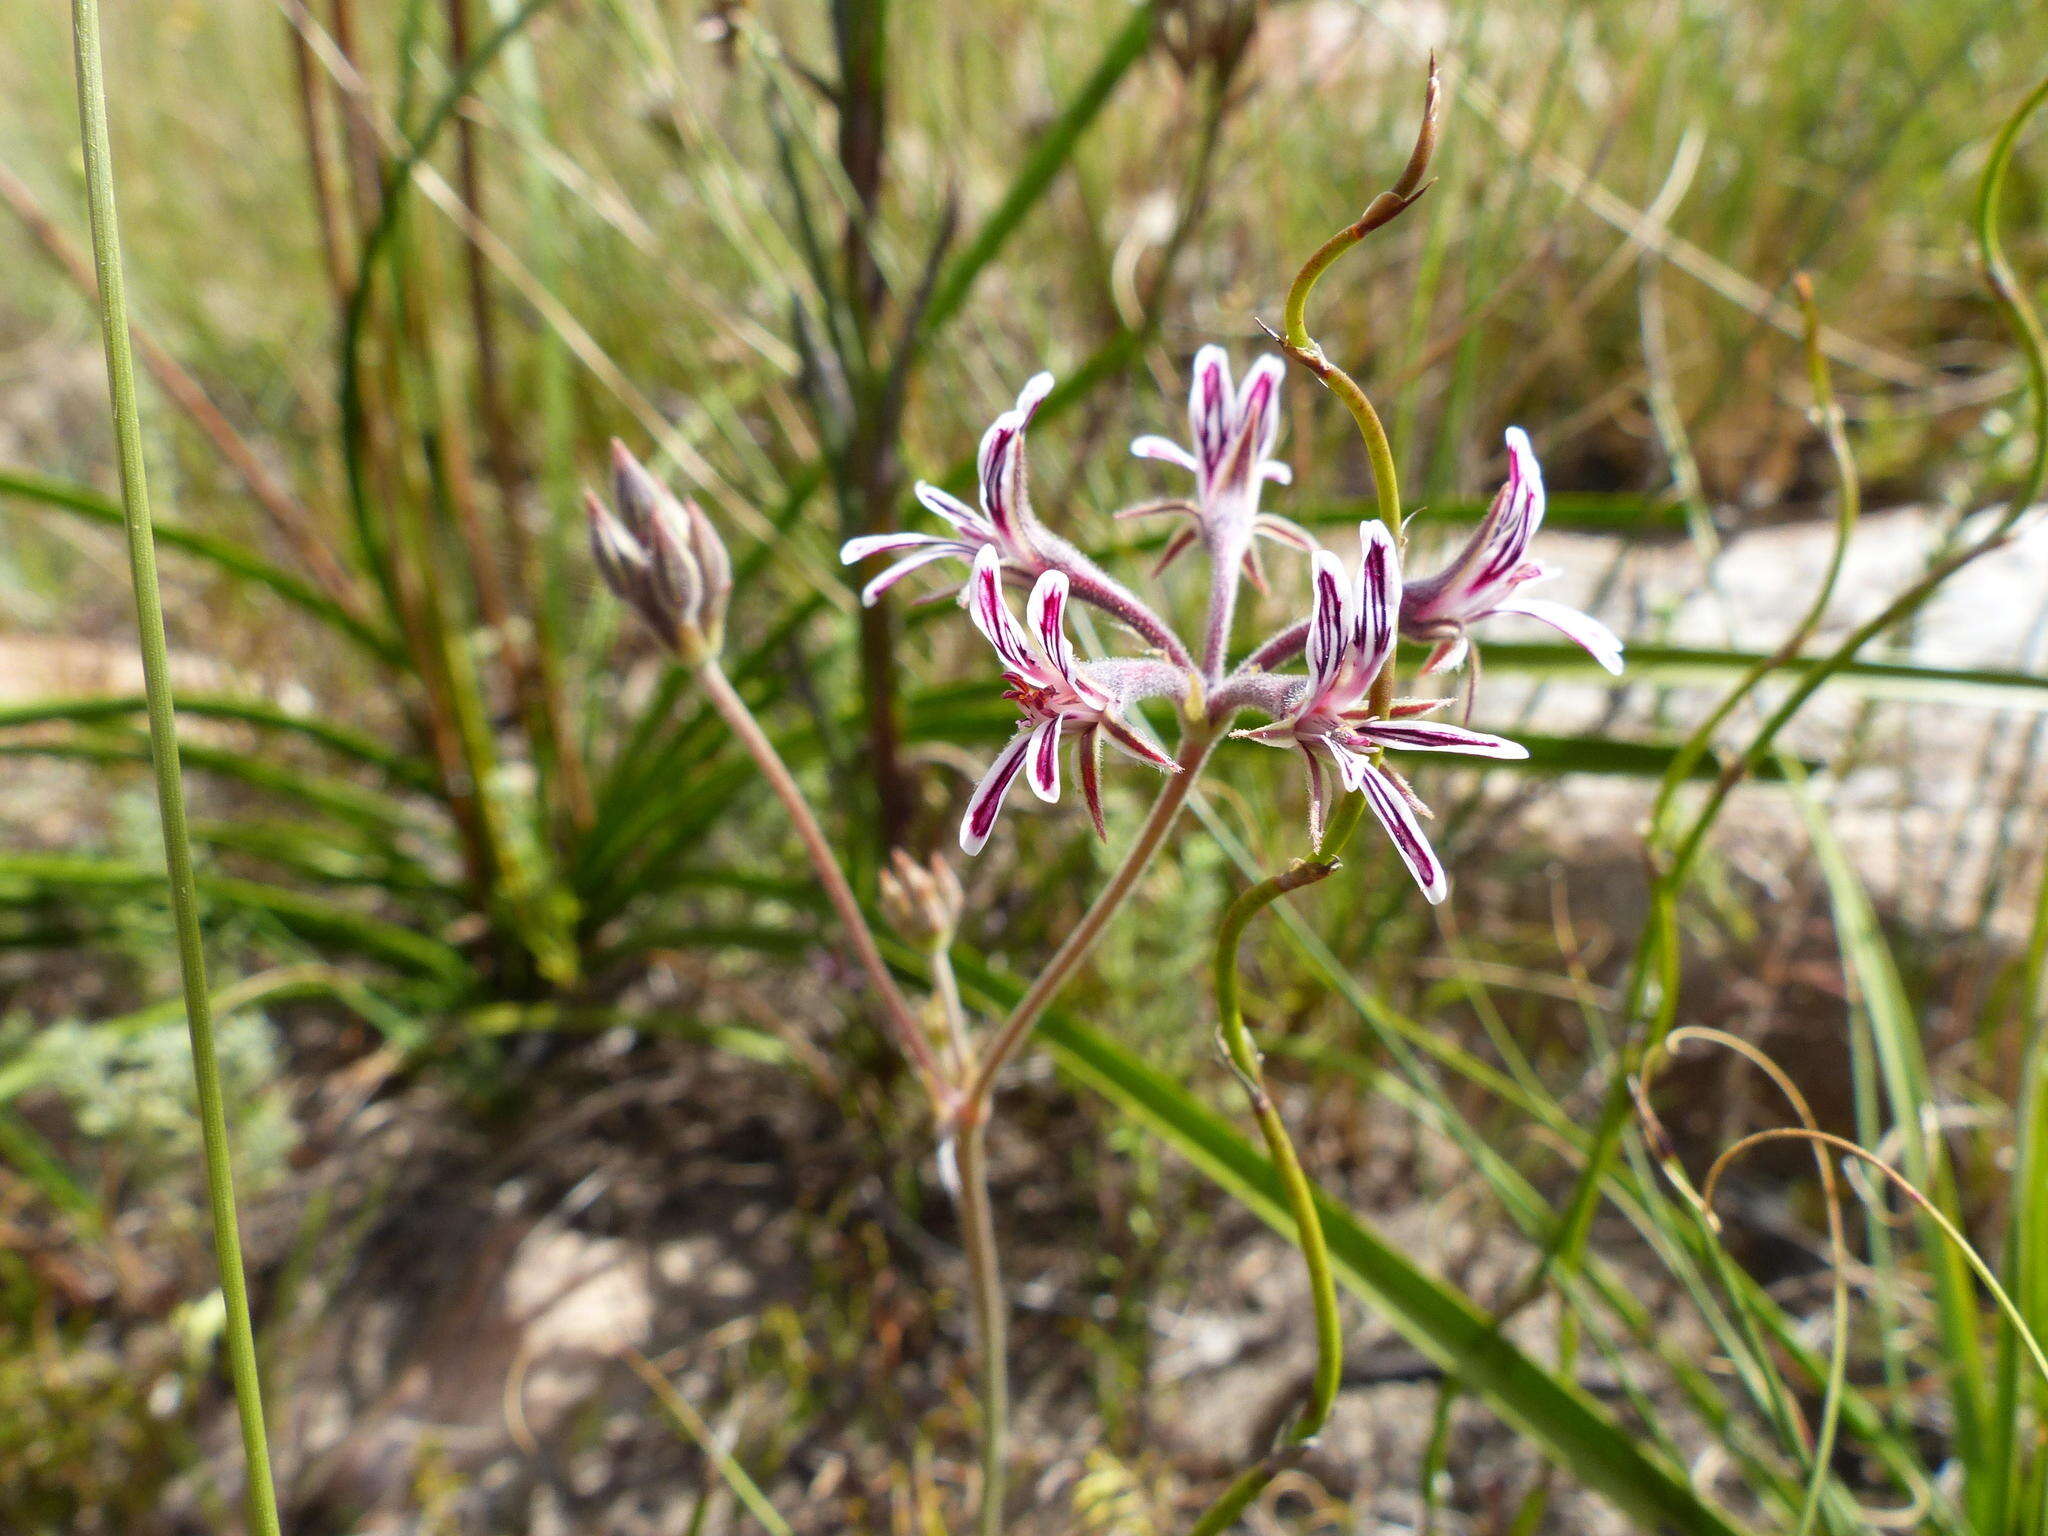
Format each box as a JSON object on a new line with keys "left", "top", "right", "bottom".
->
{"left": 3, "top": 0, "right": 2048, "bottom": 1531}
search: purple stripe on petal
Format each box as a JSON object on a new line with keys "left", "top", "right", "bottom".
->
{"left": 966, "top": 547, "right": 1039, "bottom": 676}
{"left": 860, "top": 544, "right": 964, "bottom": 607}
{"left": 959, "top": 733, "right": 1033, "bottom": 855}
{"left": 1306, "top": 551, "right": 1351, "bottom": 695}
{"left": 1357, "top": 760, "right": 1448, "bottom": 904}
{"left": 842, "top": 531, "right": 951, "bottom": 563}
{"left": 1359, "top": 720, "right": 1529, "bottom": 759}
{"left": 1025, "top": 715, "right": 1063, "bottom": 803}
{"left": 1354, "top": 520, "right": 1398, "bottom": 684}
{"left": 913, "top": 481, "right": 992, "bottom": 537}
{"left": 977, "top": 414, "right": 1024, "bottom": 535}
{"left": 1237, "top": 355, "right": 1286, "bottom": 464}
{"left": 1489, "top": 594, "right": 1625, "bottom": 674}
{"left": 1027, "top": 571, "right": 1077, "bottom": 682}
{"left": 1189, "top": 345, "right": 1232, "bottom": 477}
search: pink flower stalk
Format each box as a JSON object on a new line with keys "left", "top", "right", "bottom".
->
{"left": 959, "top": 547, "right": 1179, "bottom": 854}
{"left": 1241, "top": 521, "right": 1527, "bottom": 902}
{"left": 1126, "top": 345, "right": 1315, "bottom": 587}
{"left": 840, "top": 372, "right": 1055, "bottom": 606}
{"left": 1401, "top": 427, "right": 1624, "bottom": 675}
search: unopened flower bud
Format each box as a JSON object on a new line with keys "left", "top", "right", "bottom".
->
{"left": 588, "top": 441, "right": 730, "bottom": 660}
{"left": 878, "top": 848, "right": 964, "bottom": 950}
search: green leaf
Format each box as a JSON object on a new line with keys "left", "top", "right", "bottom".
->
{"left": 0, "top": 466, "right": 400, "bottom": 662}
{"left": 1482, "top": 640, "right": 2048, "bottom": 709}
{"left": 0, "top": 853, "right": 467, "bottom": 983}
{"left": 0, "top": 694, "right": 439, "bottom": 790}
{"left": 944, "top": 956, "right": 1753, "bottom": 1536}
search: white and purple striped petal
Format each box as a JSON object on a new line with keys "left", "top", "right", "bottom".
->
{"left": 1026, "top": 570, "right": 1078, "bottom": 684}
{"left": 959, "top": 733, "right": 1035, "bottom": 854}
{"left": 912, "top": 480, "right": 994, "bottom": 537}
{"left": 1353, "top": 519, "right": 1399, "bottom": 688}
{"left": 1305, "top": 550, "right": 1352, "bottom": 698}
{"left": 1024, "top": 715, "right": 1064, "bottom": 802}
{"left": 1488, "top": 593, "right": 1625, "bottom": 675}
{"left": 1355, "top": 758, "right": 1448, "bottom": 904}
{"left": 1355, "top": 720, "right": 1529, "bottom": 759}
{"left": 856, "top": 544, "right": 967, "bottom": 607}
{"left": 1188, "top": 344, "right": 1233, "bottom": 481}
{"left": 966, "top": 547, "right": 1042, "bottom": 680}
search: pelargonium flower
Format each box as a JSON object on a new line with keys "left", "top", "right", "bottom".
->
{"left": 1240, "top": 521, "right": 1528, "bottom": 902}
{"left": 1401, "top": 426, "right": 1624, "bottom": 675}
{"left": 958, "top": 547, "right": 1178, "bottom": 854}
{"left": 1126, "top": 345, "right": 1315, "bottom": 586}
{"left": 840, "top": 372, "right": 1055, "bottom": 606}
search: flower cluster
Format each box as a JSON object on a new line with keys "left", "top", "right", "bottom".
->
{"left": 824, "top": 351, "right": 1627, "bottom": 901}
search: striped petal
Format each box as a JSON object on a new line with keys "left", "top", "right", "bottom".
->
{"left": 1305, "top": 549, "right": 1352, "bottom": 696}
{"left": 842, "top": 530, "right": 954, "bottom": 563}
{"left": 1356, "top": 758, "right": 1448, "bottom": 904}
{"left": 1024, "top": 715, "right": 1064, "bottom": 803}
{"left": 959, "top": 733, "right": 1034, "bottom": 855}
{"left": 1357, "top": 720, "right": 1528, "bottom": 758}
{"left": 1026, "top": 570, "right": 1078, "bottom": 684}
{"left": 1235, "top": 355, "right": 1287, "bottom": 468}
{"left": 860, "top": 544, "right": 964, "bottom": 607}
{"left": 1354, "top": 519, "right": 1399, "bottom": 685}
{"left": 1188, "top": 344, "right": 1233, "bottom": 478}
{"left": 1260, "top": 460, "right": 1294, "bottom": 486}
{"left": 1489, "top": 593, "right": 1625, "bottom": 675}
{"left": 965, "top": 546, "right": 1040, "bottom": 678}
{"left": 913, "top": 480, "right": 992, "bottom": 537}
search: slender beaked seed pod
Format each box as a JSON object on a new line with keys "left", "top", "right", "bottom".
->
{"left": 587, "top": 441, "right": 730, "bottom": 661}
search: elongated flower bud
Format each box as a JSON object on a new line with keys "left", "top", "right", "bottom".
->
{"left": 588, "top": 441, "right": 729, "bottom": 660}
{"left": 877, "top": 848, "right": 964, "bottom": 950}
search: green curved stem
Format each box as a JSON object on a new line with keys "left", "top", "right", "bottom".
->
{"left": 1186, "top": 796, "right": 1367, "bottom": 1535}
{"left": 1273, "top": 59, "right": 1439, "bottom": 547}
{"left": 68, "top": 5, "right": 284, "bottom": 1533}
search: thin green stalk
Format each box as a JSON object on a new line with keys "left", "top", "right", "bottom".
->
{"left": 67, "top": 5, "right": 284, "bottom": 1533}
{"left": 1535, "top": 73, "right": 2048, "bottom": 1373}
{"left": 953, "top": 1112, "right": 1007, "bottom": 1536}
{"left": 1186, "top": 884, "right": 1343, "bottom": 1532}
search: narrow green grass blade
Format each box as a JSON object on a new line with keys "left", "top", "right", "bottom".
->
{"left": 942, "top": 956, "right": 1751, "bottom": 1536}
{"left": 1, "top": 465, "right": 400, "bottom": 662}
{"left": 0, "top": 852, "right": 467, "bottom": 983}
{"left": 0, "top": 694, "right": 439, "bottom": 789}
{"left": 0, "top": 736, "right": 434, "bottom": 839}
{"left": 1796, "top": 775, "right": 1992, "bottom": 1516}
{"left": 919, "top": 1, "right": 1157, "bottom": 338}
{"left": 1481, "top": 640, "right": 2048, "bottom": 710}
